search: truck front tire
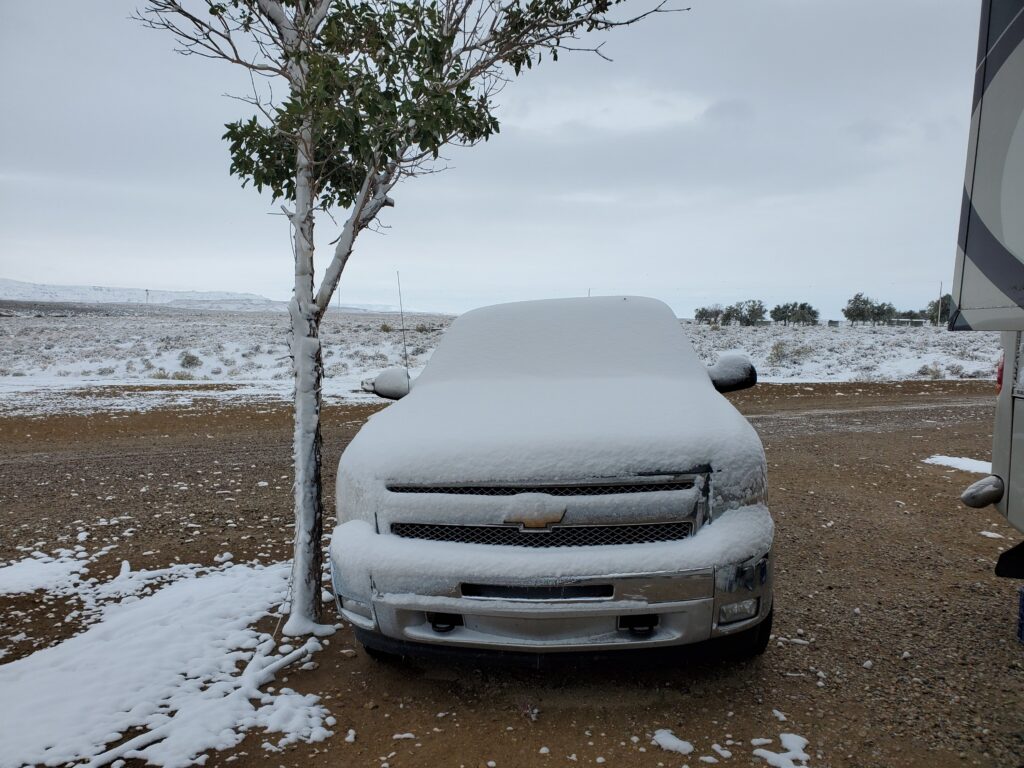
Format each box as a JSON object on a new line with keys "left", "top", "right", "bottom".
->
{"left": 728, "top": 607, "right": 773, "bottom": 659}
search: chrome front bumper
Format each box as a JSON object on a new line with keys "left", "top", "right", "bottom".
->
{"left": 331, "top": 547, "right": 774, "bottom": 653}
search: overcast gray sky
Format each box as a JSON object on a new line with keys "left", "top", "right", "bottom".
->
{"left": 0, "top": 1, "right": 979, "bottom": 318}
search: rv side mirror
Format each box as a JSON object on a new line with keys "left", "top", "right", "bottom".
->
{"left": 960, "top": 475, "right": 1004, "bottom": 508}
{"left": 361, "top": 367, "right": 411, "bottom": 400}
{"left": 708, "top": 353, "right": 757, "bottom": 393}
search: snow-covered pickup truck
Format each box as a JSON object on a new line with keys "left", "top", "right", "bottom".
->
{"left": 330, "top": 296, "right": 774, "bottom": 658}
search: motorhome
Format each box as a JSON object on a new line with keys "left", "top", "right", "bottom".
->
{"left": 950, "top": 0, "right": 1024, "bottom": 579}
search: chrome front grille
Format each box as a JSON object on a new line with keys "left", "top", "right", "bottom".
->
{"left": 386, "top": 480, "right": 695, "bottom": 496}
{"left": 389, "top": 521, "right": 692, "bottom": 547}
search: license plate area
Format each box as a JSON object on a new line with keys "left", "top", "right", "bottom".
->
{"left": 461, "top": 583, "right": 613, "bottom": 600}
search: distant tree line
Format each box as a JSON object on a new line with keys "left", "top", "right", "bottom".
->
{"left": 842, "top": 293, "right": 895, "bottom": 325}
{"left": 695, "top": 293, "right": 953, "bottom": 327}
{"left": 695, "top": 300, "right": 767, "bottom": 326}
{"left": 769, "top": 301, "right": 819, "bottom": 326}
{"left": 694, "top": 299, "right": 817, "bottom": 326}
{"left": 842, "top": 292, "right": 953, "bottom": 326}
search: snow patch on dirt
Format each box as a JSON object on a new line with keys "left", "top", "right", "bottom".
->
{"left": 653, "top": 728, "right": 694, "bottom": 754}
{"left": 0, "top": 549, "right": 92, "bottom": 595}
{"left": 922, "top": 455, "right": 992, "bottom": 474}
{"left": 752, "top": 732, "right": 812, "bottom": 767}
{"left": 0, "top": 560, "right": 331, "bottom": 768}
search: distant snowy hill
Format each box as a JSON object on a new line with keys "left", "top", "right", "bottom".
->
{"left": 0, "top": 278, "right": 281, "bottom": 310}
{"left": 0, "top": 278, "right": 408, "bottom": 314}
{"left": 324, "top": 302, "right": 403, "bottom": 314}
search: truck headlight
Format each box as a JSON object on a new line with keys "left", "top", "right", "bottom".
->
{"left": 719, "top": 598, "right": 759, "bottom": 625}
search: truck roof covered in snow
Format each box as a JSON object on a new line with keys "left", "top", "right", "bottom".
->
{"left": 415, "top": 296, "right": 711, "bottom": 384}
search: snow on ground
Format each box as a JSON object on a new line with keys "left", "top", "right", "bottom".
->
{"left": 0, "top": 304, "right": 451, "bottom": 415}
{"left": 0, "top": 545, "right": 333, "bottom": 768}
{"left": 652, "top": 728, "right": 812, "bottom": 766}
{"left": 652, "top": 729, "right": 694, "bottom": 754}
{"left": 685, "top": 322, "right": 999, "bottom": 382}
{"left": 922, "top": 455, "right": 993, "bottom": 474}
{"left": 0, "top": 302, "right": 999, "bottom": 415}
{"left": 0, "top": 548, "right": 93, "bottom": 595}
{"left": 752, "top": 733, "right": 812, "bottom": 767}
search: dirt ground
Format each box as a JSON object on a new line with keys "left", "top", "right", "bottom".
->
{"left": 1, "top": 381, "right": 1022, "bottom": 768}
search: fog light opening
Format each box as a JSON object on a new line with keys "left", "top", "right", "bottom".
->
{"left": 427, "top": 612, "right": 464, "bottom": 633}
{"left": 618, "top": 614, "right": 659, "bottom": 636}
{"left": 340, "top": 595, "right": 372, "bottom": 620}
{"left": 719, "top": 598, "right": 759, "bottom": 625}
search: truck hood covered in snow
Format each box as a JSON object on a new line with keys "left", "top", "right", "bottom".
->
{"left": 337, "top": 297, "right": 766, "bottom": 521}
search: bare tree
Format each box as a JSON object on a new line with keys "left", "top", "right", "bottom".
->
{"left": 137, "top": 0, "right": 671, "bottom": 634}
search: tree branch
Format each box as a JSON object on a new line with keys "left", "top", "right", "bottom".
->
{"left": 312, "top": 170, "right": 377, "bottom": 316}
{"left": 135, "top": 0, "right": 287, "bottom": 76}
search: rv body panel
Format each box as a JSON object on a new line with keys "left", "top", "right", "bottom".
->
{"left": 950, "top": 1, "right": 1024, "bottom": 540}
{"left": 950, "top": 0, "right": 1024, "bottom": 331}
{"left": 1004, "top": 332, "right": 1024, "bottom": 531}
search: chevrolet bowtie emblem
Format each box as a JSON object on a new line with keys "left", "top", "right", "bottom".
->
{"left": 502, "top": 493, "right": 567, "bottom": 529}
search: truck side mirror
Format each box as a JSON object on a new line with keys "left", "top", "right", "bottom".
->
{"left": 708, "top": 353, "right": 757, "bottom": 393}
{"left": 361, "top": 367, "right": 411, "bottom": 400}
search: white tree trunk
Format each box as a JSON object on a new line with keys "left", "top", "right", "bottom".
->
{"left": 283, "top": 118, "right": 330, "bottom": 637}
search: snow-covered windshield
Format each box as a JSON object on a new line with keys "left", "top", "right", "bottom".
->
{"left": 415, "top": 296, "right": 709, "bottom": 384}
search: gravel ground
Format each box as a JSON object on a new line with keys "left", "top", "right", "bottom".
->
{"left": 0, "top": 381, "right": 1021, "bottom": 767}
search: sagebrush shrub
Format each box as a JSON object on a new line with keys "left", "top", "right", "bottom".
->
{"left": 179, "top": 352, "right": 203, "bottom": 369}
